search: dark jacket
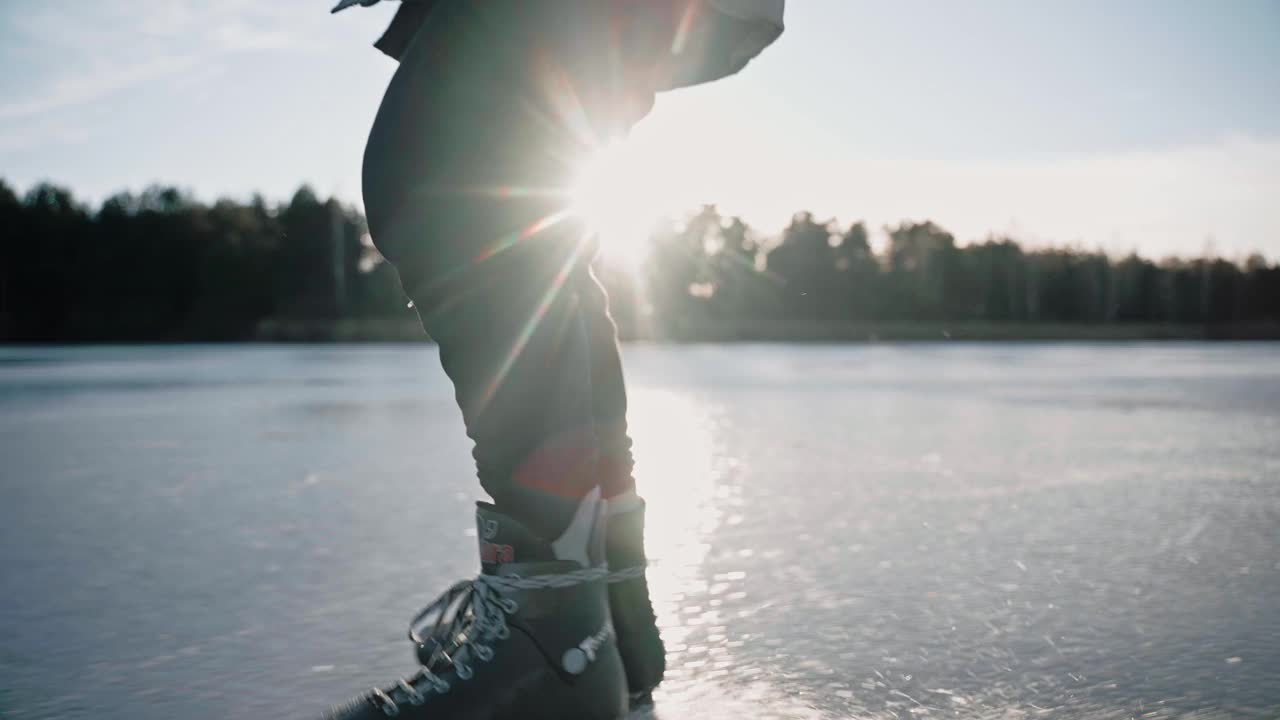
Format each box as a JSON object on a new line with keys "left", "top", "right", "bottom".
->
{"left": 334, "top": 0, "right": 783, "bottom": 92}
{"left": 372, "top": 1, "right": 437, "bottom": 61}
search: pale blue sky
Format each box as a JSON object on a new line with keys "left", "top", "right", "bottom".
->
{"left": 2, "top": 1, "right": 1278, "bottom": 258}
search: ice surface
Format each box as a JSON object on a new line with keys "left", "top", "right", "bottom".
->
{"left": 1, "top": 344, "right": 1278, "bottom": 718}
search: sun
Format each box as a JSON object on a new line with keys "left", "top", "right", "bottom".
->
{"left": 569, "top": 140, "right": 663, "bottom": 271}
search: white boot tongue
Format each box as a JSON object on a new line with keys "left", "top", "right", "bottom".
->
{"left": 549, "top": 487, "right": 602, "bottom": 567}
{"left": 474, "top": 487, "right": 603, "bottom": 570}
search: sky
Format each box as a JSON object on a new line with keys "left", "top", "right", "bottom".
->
{"left": 2, "top": 0, "right": 1278, "bottom": 259}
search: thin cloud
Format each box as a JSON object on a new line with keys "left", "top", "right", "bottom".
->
{"left": 0, "top": 55, "right": 197, "bottom": 121}
{"left": 0, "top": 1, "right": 308, "bottom": 124}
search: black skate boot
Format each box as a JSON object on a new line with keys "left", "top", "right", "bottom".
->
{"left": 324, "top": 488, "right": 628, "bottom": 720}
{"left": 605, "top": 496, "right": 665, "bottom": 705}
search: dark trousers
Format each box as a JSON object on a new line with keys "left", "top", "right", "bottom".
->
{"left": 361, "top": 0, "right": 644, "bottom": 539}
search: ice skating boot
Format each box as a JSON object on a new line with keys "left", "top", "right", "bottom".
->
{"left": 324, "top": 489, "right": 628, "bottom": 720}
{"left": 605, "top": 496, "right": 665, "bottom": 705}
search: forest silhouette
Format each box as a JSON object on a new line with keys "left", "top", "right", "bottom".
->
{"left": 2, "top": 179, "right": 1278, "bottom": 342}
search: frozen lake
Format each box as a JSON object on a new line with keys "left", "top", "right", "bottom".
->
{"left": 2, "top": 343, "right": 1278, "bottom": 719}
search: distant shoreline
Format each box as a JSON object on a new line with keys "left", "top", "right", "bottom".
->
{"left": 246, "top": 318, "right": 1280, "bottom": 343}
{"left": 5, "top": 317, "right": 1278, "bottom": 345}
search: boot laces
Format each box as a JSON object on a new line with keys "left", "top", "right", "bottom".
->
{"left": 370, "top": 566, "right": 609, "bottom": 717}
{"left": 605, "top": 562, "right": 647, "bottom": 583}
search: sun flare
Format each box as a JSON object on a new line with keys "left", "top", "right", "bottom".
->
{"left": 569, "top": 140, "right": 665, "bottom": 271}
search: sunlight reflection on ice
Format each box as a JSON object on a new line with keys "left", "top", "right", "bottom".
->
{"left": 628, "top": 389, "right": 719, "bottom": 579}
{"left": 634, "top": 680, "right": 827, "bottom": 720}
{"left": 627, "top": 388, "right": 721, "bottom": 668}
{"left": 627, "top": 389, "right": 828, "bottom": 719}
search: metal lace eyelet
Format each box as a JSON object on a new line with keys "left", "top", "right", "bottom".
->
{"left": 494, "top": 623, "right": 510, "bottom": 640}
{"left": 372, "top": 688, "right": 400, "bottom": 717}
{"left": 398, "top": 680, "right": 424, "bottom": 705}
{"left": 475, "top": 644, "right": 494, "bottom": 662}
{"left": 456, "top": 662, "right": 474, "bottom": 680}
{"left": 500, "top": 598, "right": 519, "bottom": 614}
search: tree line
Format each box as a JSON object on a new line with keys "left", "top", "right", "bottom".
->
{"left": 2, "top": 180, "right": 1278, "bottom": 342}
{"left": 1, "top": 181, "right": 401, "bottom": 342}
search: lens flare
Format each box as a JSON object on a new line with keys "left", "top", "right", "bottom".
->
{"left": 569, "top": 140, "right": 661, "bottom": 271}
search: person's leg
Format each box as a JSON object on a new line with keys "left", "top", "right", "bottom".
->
{"left": 413, "top": 225, "right": 602, "bottom": 541}
{"left": 580, "top": 262, "right": 636, "bottom": 501}
{"left": 360, "top": 0, "right": 611, "bottom": 539}
{"left": 325, "top": 3, "right": 631, "bottom": 718}
{"left": 578, "top": 262, "right": 667, "bottom": 700}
